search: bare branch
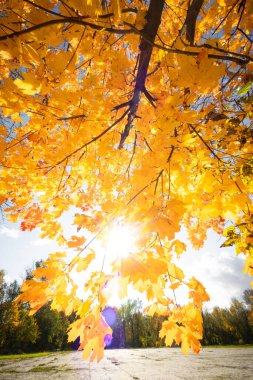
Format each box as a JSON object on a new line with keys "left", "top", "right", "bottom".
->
{"left": 212, "top": 0, "right": 241, "bottom": 35}
{"left": 154, "top": 169, "right": 164, "bottom": 196}
{"left": 188, "top": 124, "right": 222, "bottom": 162}
{"left": 167, "top": 145, "right": 175, "bottom": 163}
{"left": 143, "top": 137, "right": 153, "bottom": 152}
{"left": 0, "top": 13, "right": 250, "bottom": 66}
{"left": 146, "top": 62, "right": 161, "bottom": 77}
{"left": 184, "top": 0, "right": 204, "bottom": 45}
{"left": 143, "top": 87, "right": 157, "bottom": 108}
{"left": 23, "top": 0, "right": 66, "bottom": 18}
{"left": 64, "top": 28, "right": 85, "bottom": 71}
{"left": 127, "top": 183, "right": 151, "bottom": 206}
{"left": 233, "top": 0, "right": 246, "bottom": 32}
{"left": 118, "top": 0, "right": 165, "bottom": 149}
{"left": 127, "top": 166, "right": 169, "bottom": 206}
{"left": 112, "top": 101, "right": 132, "bottom": 111}
{"left": 237, "top": 27, "right": 253, "bottom": 43}
{"left": 202, "top": 43, "right": 251, "bottom": 61}
{"left": 57, "top": 158, "right": 68, "bottom": 193}
{"left": 124, "top": 21, "right": 252, "bottom": 65}
{"left": 45, "top": 107, "right": 130, "bottom": 172}
{"left": 0, "top": 18, "right": 135, "bottom": 41}
{"left": 57, "top": 114, "right": 87, "bottom": 121}
{"left": 5, "top": 131, "right": 35, "bottom": 150}
{"left": 125, "top": 131, "right": 137, "bottom": 176}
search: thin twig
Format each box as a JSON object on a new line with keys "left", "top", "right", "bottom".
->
{"left": 212, "top": 0, "right": 240, "bottom": 35}
{"left": 237, "top": 27, "right": 253, "bottom": 43}
{"left": 232, "top": 0, "right": 246, "bottom": 35}
{"left": 143, "top": 87, "right": 157, "bottom": 108}
{"left": 65, "top": 28, "right": 85, "bottom": 71}
{"left": 0, "top": 18, "right": 134, "bottom": 41}
{"left": 45, "top": 108, "right": 130, "bottom": 172}
{"left": 220, "top": 68, "right": 242, "bottom": 91}
{"left": 57, "top": 114, "right": 87, "bottom": 121}
{"left": 5, "top": 131, "right": 35, "bottom": 150}
{"left": 167, "top": 145, "right": 175, "bottom": 163}
{"left": 113, "top": 101, "right": 131, "bottom": 111}
{"left": 143, "top": 137, "right": 153, "bottom": 152}
{"left": 125, "top": 131, "right": 137, "bottom": 176}
{"left": 57, "top": 158, "right": 68, "bottom": 193}
{"left": 127, "top": 168, "right": 166, "bottom": 206}
{"left": 123, "top": 21, "right": 252, "bottom": 65}
{"left": 188, "top": 124, "right": 222, "bottom": 162}
{"left": 23, "top": 0, "right": 67, "bottom": 18}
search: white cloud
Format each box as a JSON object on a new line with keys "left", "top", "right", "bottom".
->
{"left": 0, "top": 226, "right": 19, "bottom": 239}
{"left": 30, "top": 238, "right": 51, "bottom": 246}
{"left": 174, "top": 247, "right": 250, "bottom": 310}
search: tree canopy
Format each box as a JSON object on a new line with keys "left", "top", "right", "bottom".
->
{"left": 0, "top": 0, "right": 252, "bottom": 361}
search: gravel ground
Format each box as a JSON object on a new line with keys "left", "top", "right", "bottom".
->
{"left": 0, "top": 347, "right": 252, "bottom": 380}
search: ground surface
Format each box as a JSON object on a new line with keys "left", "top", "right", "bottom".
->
{"left": 0, "top": 347, "right": 252, "bottom": 379}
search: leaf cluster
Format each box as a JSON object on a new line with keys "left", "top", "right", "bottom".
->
{"left": 0, "top": 0, "right": 252, "bottom": 360}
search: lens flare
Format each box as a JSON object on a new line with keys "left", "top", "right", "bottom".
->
{"left": 104, "top": 333, "right": 113, "bottom": 347}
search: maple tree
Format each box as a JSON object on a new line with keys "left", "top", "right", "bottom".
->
{"left": 0, "top": 0, "right": 252, "bottom": 361}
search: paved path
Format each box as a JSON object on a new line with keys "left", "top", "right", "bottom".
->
{"left": 0, "top": 347, "right": 252, "bottom": 379}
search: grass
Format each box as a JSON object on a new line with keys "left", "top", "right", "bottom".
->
{"left": 29, "top": 365, "right": 72, "bottom": 372}
{"left": 0, "top": 352, "right": 52, "bottom": 360}
{"left": 28, "top": 365, "right": 56, "bottom": 372}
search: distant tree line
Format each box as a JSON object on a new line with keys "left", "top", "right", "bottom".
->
{"left": 202, "top": 290, "right": 253, "bottom": 346}
{"left": 0, "top": 267, "right": 252, "bottom": 354}
{"left": 0, "top": 269, "right": 73, "bottom": 354}
{"left": 108, "top": 293, "right": 253, "bottom": 348}
{"left": 106, "top": 299, "right": 165, "bottom": 348}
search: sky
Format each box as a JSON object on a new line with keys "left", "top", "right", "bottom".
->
{"left": 0, "top": 220, "right": 251, "bottom": 310}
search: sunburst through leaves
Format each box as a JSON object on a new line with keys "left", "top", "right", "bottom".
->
{"left": 0, "top": 0, "right": 252, "bottom": 362}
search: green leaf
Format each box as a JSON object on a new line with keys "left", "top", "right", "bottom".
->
{"left": 238, "top": 82, "right": 253, "bottom": 96}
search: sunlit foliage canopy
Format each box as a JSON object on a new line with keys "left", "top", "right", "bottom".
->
{"left": 0, "top": 0, "right": 252, "bottom": 361}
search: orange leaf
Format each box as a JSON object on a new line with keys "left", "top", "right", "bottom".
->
{"left": 67, "top": 235, "right": 86, "bottom": 248}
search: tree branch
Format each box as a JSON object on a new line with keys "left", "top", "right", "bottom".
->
{"left": 143, "top": 87, "right": 157, "bottom": 108}
{"left": 212, "top": 0, "right": 241, "bottom": 36}
{"left": 0, "top": 17, "right": 134, "bottom": 41}
{"left": 124, "top": 22, "right": 252, "bottom": 65}
{"left": 188, "top": 124, "right": 222, "bottom": 162}
{"left": 127, "top": 165, "right": 168, "bottom": 206}
{"left": 23, "top": 0, "right": 67, "bottom": 18}
{"left": 237, "top": 27, "right": 253, "bottom": 43}
{"left": 1, "top": 12, "right": 250, "bottom": 66}
{"left": 45, "top": 108, "right": 130, "bottom": 172}
{"left": 202, "top": 43, "right": 251, "bottom": 61}
{"left": 184, "top": 0, "right": 204, "bottom": 45}
{"left": 118, "top": 0, "right": 165, "bottom": 149}
{"left": 125, "top": 131, "right": 137, "bottom": 176}
{"left": 57, "top": 114, "right": 87, "bottom": 121}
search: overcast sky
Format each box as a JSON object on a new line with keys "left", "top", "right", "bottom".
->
{"left": 0, "top": 221, "right": 251, "bottom": 310}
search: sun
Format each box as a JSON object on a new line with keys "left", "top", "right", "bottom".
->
{"left": 105, "top": 222, "right": 138, "bottom": 261}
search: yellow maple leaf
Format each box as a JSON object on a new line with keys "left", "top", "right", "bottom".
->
{"left": 75, "top": 252, "right": 95, "bottom": 272}
{"left": 171, "top": 240, "right": 187, "bottom": 256}
{"left": 14, "top": 71, "right": 41, "bottom": 95}
{"left": 67, "top": 235, "right": 86, "bottom": 248}
{"left": 181, "top": 335, "right": 190, "bottom": 356}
